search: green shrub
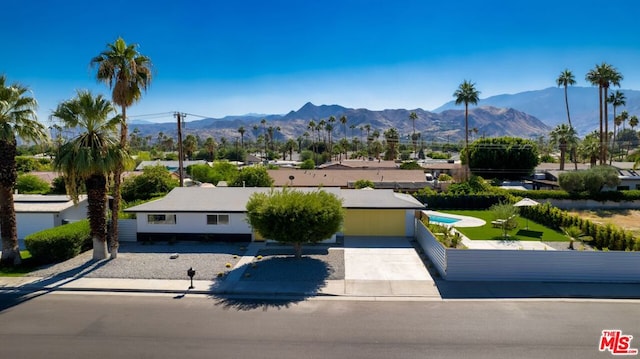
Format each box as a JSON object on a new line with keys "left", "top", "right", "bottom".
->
{"left": 354, "top": 179, "right": 375, "bottom": 189}
{"left": 16, "top": 174, "right": 50, "bottom": 194}
{"left": 24, "top": 220, "right": 91, "bottom": 264}
{"left": 300, "top": 158, "right": 315, "bottom": 169}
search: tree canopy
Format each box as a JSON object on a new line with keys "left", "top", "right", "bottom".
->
{"left": 466, "top": 137, "right": 539, "bottom": 180}
{"left": 121, "top": 165, "right": 178, "bottom": 202}
{"left": 246, "top": 188, "right": 344, "bottom": 258}
{"left": 230, "top": 166, "right": 273, "bottom": 187}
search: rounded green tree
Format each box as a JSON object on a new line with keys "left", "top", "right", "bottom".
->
{"left": 246, "top": 188, "right": 344, "bottom": 258}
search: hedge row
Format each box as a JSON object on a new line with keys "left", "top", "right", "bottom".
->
{"left": 24, "top": 220, "right": 91, "bottom": 264}
{"left": 520, "top": 203, "right": 639, "bottom": 251}
{"left": 413, "top": 193, "right": 512, "bottom": 210}
{"left": 507, "top": 189, "right": 640, "bottom": 202}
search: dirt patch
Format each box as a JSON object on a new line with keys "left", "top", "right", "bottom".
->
{"left": 566, "top": 209, "right": 640, "bottom": 236}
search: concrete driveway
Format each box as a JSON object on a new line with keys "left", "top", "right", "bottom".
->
{"left": 342, "top": 237, "right": 440, "bottom": 297}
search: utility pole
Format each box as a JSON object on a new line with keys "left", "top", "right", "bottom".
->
{"left": 174, "top": 112, "right": 186, "bottom": 187}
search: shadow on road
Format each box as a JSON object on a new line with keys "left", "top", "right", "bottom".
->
{"left": 0, "top": 259, "right": 109, "bottom": 312}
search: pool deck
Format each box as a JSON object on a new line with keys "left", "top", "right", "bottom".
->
{"left": 423, "top": 210, "right": 485, "bottom": 227}
{"left": 423, "top": 210, "right": 555, "bottom": 251}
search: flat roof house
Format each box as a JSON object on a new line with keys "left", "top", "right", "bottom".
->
{"left": 124, "top": 187, "right": 425, "bottom": 242}
{"left": 12, "top": 194, "right": 88, "bottom": 240}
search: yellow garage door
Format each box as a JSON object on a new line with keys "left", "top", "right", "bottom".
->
{"left": 343, "top": 209, "right": 405, "bottom": 236}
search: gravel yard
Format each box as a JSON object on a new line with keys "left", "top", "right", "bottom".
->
{"left": 26, "top": 242, "right": 248, "bottom": 281}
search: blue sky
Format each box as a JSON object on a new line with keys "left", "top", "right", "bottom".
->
{"left": 3, "top": 0, "right": 640, "bottom": 123}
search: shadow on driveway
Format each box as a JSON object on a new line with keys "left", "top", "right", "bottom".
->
{"left": 209, "top": 256, "right": 332, "bottom": 310}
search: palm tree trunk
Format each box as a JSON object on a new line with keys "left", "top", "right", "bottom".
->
{"left": 0, "top": 186, "right": 21, "bottom": 266}
{"left": 603, "top": 87, "right": 610, "bottom": 164}
{"left": 87, "top": 174, "right": 109, "bottom": 260}
{"left": 110, "top": 105, "right": 128, "bottom": 259}
{"left": 599, "top": 86, "right": 604, "bottom": 165}
{"left": 464, "top": 103, "right": 470, "bottom": 180}
{"left": 564, "top": 85, "right": 572, "bottom": 129}
{"left": 0, "top": 139, "right": 21, "bottom": 266}
{"left": 293, "top": 242, "right": 303, "bottom": 259}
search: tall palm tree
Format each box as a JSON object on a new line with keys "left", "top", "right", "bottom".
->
{"left": 0, "top": 76, "right": 48, "bottom": 265}
{"left": 409, "top": 111, "right": 418, "bottom": 157}
{"left": 339, "top": 115, "right": 348, "bottom": 158}
{"left": 613, "top": 110, "right": 629, "bottom": 160}
{"left": 608, "top": 90, "right": 626, "bottom": 163}
{"left": 453, "top": 80, "right": 480, "bottom": 179}
{"left": 91, "top": 37, "right": 152, "bottom": 258}
{"left": 327, "top": 116, "right": 336, "bottom": 155}
{"left": 340, "top": 115, "right": 348, "bottom": 142}
{"left": 556, "top": 69, "right": 576, "bottom": 129}
{"left": 629, "top": 115, "right": 639, "bottom": 131}
{"left": 586, "top": 62, "right": 623, "bottom": 164}
{"left": 550, "top": 124, "right": 578, "bottom": 170}
{"left": 237, "top": 126, "right": 246, "bottom": 148}
{"left": 51, "top": 90, "right": 129, "bottom": 260}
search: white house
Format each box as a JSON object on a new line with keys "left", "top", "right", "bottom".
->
{"left": 13, "top": 194, "right": 89, "bottom": 240}
{"left": 124, "top": 187, "right": 425, "bottom": 242}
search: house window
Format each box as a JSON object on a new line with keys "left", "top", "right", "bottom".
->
{"left": 207, "top": 214, "right": 230, "bottom": 225}
{"left": 147, "top": 214, "right": 176, "bottom": 224}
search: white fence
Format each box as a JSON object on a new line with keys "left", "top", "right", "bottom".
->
{"left": 416, "top": 221, "right": 640, "bottom": 283}
{"left": 118, "top": 219, "right": 137, "bottom": 242}
{"left": 416, "top": 221, "right": 447, "bottom": 277}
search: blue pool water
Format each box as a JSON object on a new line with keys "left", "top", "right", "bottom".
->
{"left": 428, "top": 214, "right": 461, "bottom": 224}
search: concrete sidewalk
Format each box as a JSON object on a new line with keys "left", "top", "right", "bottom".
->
{"left": 3, "top": 275, "right": 640, "bottom": 301}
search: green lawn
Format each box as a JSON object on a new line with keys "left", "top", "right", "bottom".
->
{"left": 439, "top": 210, "right": 568, "bottom": 242}
{"left": 0, "top": 250, "right": 35, "bottom": 277}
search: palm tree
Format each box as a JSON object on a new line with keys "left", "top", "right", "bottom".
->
{"left": 91, "top": 37, "right": 152, "bottom": 258}
{"left": 608, "top": 90, "right": 626, "bottom": 163}
{"left": 409, "top": 111, "right": 418, "bottom": 158}
{"left": 204, "top": 137, "right": 217, "bottom": 161}
{"left": 51, "top": 90, "right": 129, "bottom": 260}
{"left": 556, "top": 69, "right": 576, "bottom": 129}
{"left": 0, "top": 76, "right": 48, "bottom": 265}
{"left": 562, "top": 226, "right": 583, "bottom": 250}
{"left": 237, "top": 126, "right": 246, "bottom": 149}
{"left": 613, "top": 110, "right": 629, "bottom": 160}
{"left": 260, "top": 119, "right": 267, "bottom": 158}
{"left": 383, "top": 128, "right": 400, "bottom": 160}
{"left": 630, "top": 115, "right": 639, "bottom": 131}
{"left": 586, "top": 63, "right": 623, "bottom": 164}
{"left": 340, "top": 115, "right": 348, "bottom": 142}
{"left": 453, "top": 80, "right": 480, "bottom": 179}
{"left": 578, "top": 131, "right": 600, "bottom": 167}
{"left": 183, "top": 134, "right": 198, "bottom": 160}
{"left": 550, "top": 124, "right": 578, "bottom": 170}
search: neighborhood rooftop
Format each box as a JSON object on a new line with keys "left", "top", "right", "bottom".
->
{"left": 125, "top": 186, "right": 425, "bottom": 213}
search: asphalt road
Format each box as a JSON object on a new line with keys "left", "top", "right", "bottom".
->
{"left": 0, "top": 293, "right": 638, "bottom": 359}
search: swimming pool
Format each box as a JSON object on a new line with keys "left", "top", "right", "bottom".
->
{"left": 428, "top": 214, "right": 461, "bottom": 224}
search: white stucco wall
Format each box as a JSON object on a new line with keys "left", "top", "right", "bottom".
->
{"left": 16, "top": 213, "right": 55, "bottom": 239}
{"left": 404, "top": 210, "right": 417, "bottom": 237}
{"left": 136, "top": 212, "right": 252, "bottom": 234}
{"left": 57, "top": 202, "right": 89, "bottom": 226}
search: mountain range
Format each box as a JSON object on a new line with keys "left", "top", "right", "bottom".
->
{"left": 129, "top": 86, "right": 640, "bottom": 143}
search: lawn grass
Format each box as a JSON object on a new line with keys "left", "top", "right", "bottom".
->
{"left": 439, "top": 210, "right": 568, "bottom": 242}
{"left": 0, "top": 250, "right": 36, "bottom": 277}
